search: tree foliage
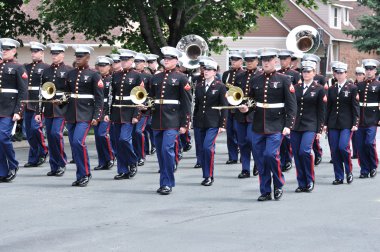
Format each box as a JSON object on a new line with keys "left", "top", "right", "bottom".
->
{"left": 344, "top": 0, "right": 380, "bottom": 54}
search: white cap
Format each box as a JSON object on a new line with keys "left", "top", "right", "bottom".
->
{"left": 355, "top": 67, "right": 365, "bottom": 74}
{"left": 109, "top": 54, "right": 121, "bottom": 62}
{"left": 258, "top": 48, "right": 279, "bottom": 58}
{"left": 291, "top": 52, "right": 304, "bottom": 59}
{"left": 244, "top": 51, "right": 259, "bottom": 59}
{"left": 118, "top": 49, "right": 137, "bottom": 59}
{"left": 135, "top": 53, "right": 148, "bottom": 62}
{"left": 362, "top": 59, "right": 380, "bottom": 68}
{"left": 30, "top": 42, "right": 46, "bottom": 51}
{"left": 73, "top": 45, "right": 94, "bottom": 54}
{"left": 96, "top": 56, "right": 113, "bottom": 65}
{"left": 0, "top": 38, "right": 20, "bottom": 48}
{"left": 198, "top": 56, "right": 215, "bottom": 65}
{"left": 278, "top": 49, "right": 294, "bottom": 57}
{"left": 301, "top": 60, "right": 316, "bottom": 71}
{"left": 334, "top": 62, "right": 348, "bottom": 73}
{"left": 203, "top": 59, "right": 218, "bottom": 70}
{"left": 147, "top": 54, "right": 159, "bottom": 61}
{"left": 161, "top": 46, "right": 182, "bottom": 58}
{"left": 303, "top": 53, "right": 321, "bottom": 63}
{"left": 229, "top": 51, "right": 243, "bottom": 59}
{"left": 0, "top": 51, "right": 2, "bottom": 60}
{"left": 330, "top": 61, "right": 342, "bottom": 70}
{"left": 47, "top": 43, "right": 67, "bottom": 52}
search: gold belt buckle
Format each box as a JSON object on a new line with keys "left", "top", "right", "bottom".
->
{"left": 159, "top": 99, "right": 164, "bottom": 104}
{"left": 73, "top": 94, "right": 79, "bottom": 99}
{"left": 262, "top": 103, "right": 269, "bottom": 109}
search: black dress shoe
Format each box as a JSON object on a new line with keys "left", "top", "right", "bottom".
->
{"left": 226, "top": 160, "right": 238, "bottom": 165}
{"left": 72, "top": 180, "right": 80, "bottom": 186}
{"left": 105, "top": 160, "right": 114, "bottom": 169}
{"left": 183, "top": 144, "right": 192, "bottom": 152}
{"left": 69, "top": 159, "right": 75, "bottom": 164}
{"left": 332, "top": 179, "right": 343, "bottom": 185}
{"left": 314, "top": 157, "right": 322, "bottom": 166}
{"left": 370, "top": 169, "right": 377, "bottom": 178}
{"left": 329, "top": 159, "right": 333, "bottom": 164}
{"left": 194, "top": 163, "right": 201, "bottom": 168}
{"left": 346, "top": 173, "right": 353, "bottom": 184}
{"left": 36, "top": 155, "right": 47, "bottom": 166}
{"left": 77, "top": 176, "right": 90, "bottom": 187}
{"left": 252, "top": 165, "right": 259, "bottom": 176}
{"left": 129, "top": 164, "right": 137, "bottom": 177}
{"left": 55, "top": 167, "right": 66, "bottom": 177}
{"left": 359, "top": 174, "right": 369, "bottom": 179}
{"left": 137, "top": 159, "right": 145, "bottom": 166}
{"left": 201, "top": 177, "right": 214, "bottom": 186}
{"left": 93, "top": 165, "right": 103, "bottom": 170}
{"left": 274, "top": 188, "right": 283, "bottom": 200}
{"left": 156, "top": 187, "right": 163, "bottom": 193}
{"left": 159, "top": 186, "right": 172, "bottom": 195}
{"left": 2, "top": 167, "right": 19, "bottom": 182}
{"left": 258, "top": 193, "right": 272, "bottom": 201}
{"left": 114, "top": 173, "right": 130, "bottom": 180}
{"left": 295, "top": 187, "right": 305, "bottom": 193}
{"left": 47, "top": 171, "right": 56, "bottom": 176}
{"left": 282, "top": 162, "right": 292, "bottom": 172}
{"left": 24, "top": 162, "right": 37, "bottom": 168}
{"left": 238, "top": 170, "right": 250, "bottom": 179}
{"left": 151, "top": 147, "right": 156, "bottom": 154}
{"left": 305, "top": 182, "right": 314, "bottom": 192}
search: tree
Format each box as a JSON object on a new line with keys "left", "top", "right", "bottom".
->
{"left": 38, "top": 0, "right": 322, "bottom": 54}
{"left": 0, "top": 0, "right": 52, "bottom": 44}
{"left": 344, "top": 0, "right": 380, "bottom": 54}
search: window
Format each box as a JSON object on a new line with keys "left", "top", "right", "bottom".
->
{"left": 334, "top": 8, "right": 338, "bottom": 27}
{"left": 343, "top": 8, "right": 349, "bottom": 25}
{"left": 330, "top": 6, "right": 341, "bottom": 29}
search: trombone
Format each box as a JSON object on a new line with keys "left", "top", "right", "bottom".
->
{"left": 112, "top": 86, "right": 153, "bottom": 108}
{"left": 212, "top": 84, "right": 255, "bottom": 110}
{"left": 21, "top": 82, "right": 63, "bottom": 103}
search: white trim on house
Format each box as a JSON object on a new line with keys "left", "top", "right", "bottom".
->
{"left": 332, "top": 3, "right": 353, "bottom": 10}
{"left": 270, "top": 15, "right": 291, "bottom": 32}
{"left": 23, "top": 43, "right": 112, "bottom": 47}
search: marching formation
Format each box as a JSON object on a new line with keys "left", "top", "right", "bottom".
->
{"left": 0, "top": 36, "right": 379, "bottom": 201}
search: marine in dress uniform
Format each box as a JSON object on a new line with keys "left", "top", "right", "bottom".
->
{"left": 290, "top": 61, "right": 326, "bottom": 192}
{"left": 278, "top": 49, "right": 302, "bottom": 172}
{"left": 240, "top": 48, "right": 297, "bottom": 201}
{"left": 111, "top": 49, "right": 142, "bottom": 180}
{"left": 325, "top": 62, "right": 359, "bottom": 185}
{"left": 234, "top": 51, "right": 261, "bottom": 178}
{"left": 0, "top": 38, "right": 28, "bottom": 182}
{"left": 149, "top": 46, "right": 192, "bottom": 195}
{"left": 303, "top": 54, "right": 328, "bottom": 165}
{"left": 24, "top": 42, "right": 49, "bottom": 167}
{"left": 63, "top": 45, "right": 104, "bottom": 187}
{"left": 93, "top": 56, "right": 115, "bottom": 171}
{"left": 222, "top": 52, "right": 245, "bottom": 165}
{"left": 147, "top": 54, "right": 160, "bottom": 75}
{"left": 133, "top": 53, "right": 151, "bottom": 166}
{"left": 193, "top": 59, "right": 227, "bottom": 186}
{"left": 356, "top": 59, "right": 380, "bottom": 178}
{"left": 36, "top": 43, "right": 71, "bottom": 176}
{"left": 351, "top": 66, "right": 366, "bottom": 160}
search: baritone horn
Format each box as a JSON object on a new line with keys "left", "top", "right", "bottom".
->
{"left": 286, "top": 25, "right": 321, "bottom": 55}
{"left": 176, "top": 35, "right": 209, "bottom": 69}
{"left": 113, "top": 86, "right": 153, "bottom": 108}
{"left": 21, "top": 82, "right": 58, "bottom": 103}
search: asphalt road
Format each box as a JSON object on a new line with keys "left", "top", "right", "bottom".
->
{"left": 0, "top": 132, "right": 379, "bottom": 252}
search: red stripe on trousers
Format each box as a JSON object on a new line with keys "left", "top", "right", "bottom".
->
{"left": 59, "top": 120, "right": 67, "bottom": 164}
{"left": 346, "top": 132, "right": 353, "bottom": 172}
{"left": 276, "top": 136, "right": 285, "bottom": 184}
{"left": 38, "top": 119, "right": 48, "bottom": 153}
{"left": 209, "top": 131, "right": 219, "bottom": 177}
{"left": 82, "top": 124, "right": 91, "bottom": 175}
{"left": 105, "top": 123, "right": 114, "bottom": 160}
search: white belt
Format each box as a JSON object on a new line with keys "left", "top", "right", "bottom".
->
{"left": 55, "top": 92, "right": 64, "bottom": 96}
{"left": 115, "top": 95, "right": 131, "bottom": 101}
{"left": 154, "top": 99, "right": 180, "bottom": 105}
{"left": 28, "top": 86, "right": 40, "bottom": 91}
{"left": 256, "top": 102, "right": 285, "bottom": 108}
{"left": 0, "top": 88, "right": 18, "bottom": 93}
{"left": 70, "top": 94, "right": 94, "bottom": 99}
{"left": 359, "top": 102, "right": 379, "bottom": 107}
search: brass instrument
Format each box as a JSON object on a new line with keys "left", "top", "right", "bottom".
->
{"left": 286, "top": 25, "right": 321, "bottom": 55}
{"left": 112, "top": 86, "right": 153, "bottom": 108}
{"left": 176, "top": 35, "right": 209, "bottom": 70}
{"left": 212, "top": 84, "right": 255, "bottom": 110}
{"left": 21, "top": 82, "right": 61, "bottom": 103}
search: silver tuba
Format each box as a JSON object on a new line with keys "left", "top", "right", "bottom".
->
{"left": 286, "top": 25, "right": 321, "bottom": 55}
{"left": 176, "top": 35, "right": 209, "bottom": 69}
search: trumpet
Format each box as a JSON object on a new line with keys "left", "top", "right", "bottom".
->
{"left": 112, "top": 86, "right": 153, "bottom": 108}
{"left": 21, "top": 82, "right": 62, "bottom": 103}
{"left": 212, "top": 84, "right": 255, "bottom": 110}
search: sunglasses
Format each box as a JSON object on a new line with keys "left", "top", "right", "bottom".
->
{"left": 365, "top": 67, "right": 376, "bottom": 71}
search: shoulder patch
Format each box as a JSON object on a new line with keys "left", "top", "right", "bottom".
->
{"left": 140, "top": 81, "right": 144, "bottom": 87}
{"left": 324, "top": 84, "right": 329, "bottom": 90}
{"left": 184, "top": 83, "right": 191, "bottom": 91}
{"left": 289, "top": 84, "right": 295, "bottom": 93}
{"left": 323, "top": 95, "right": 327, "bottom": 103}
{"left": 98, "top": 79, "right": 104, "bottom": 88}
{"left": 22, "top": 72, "right": 28, "bottom": 79}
